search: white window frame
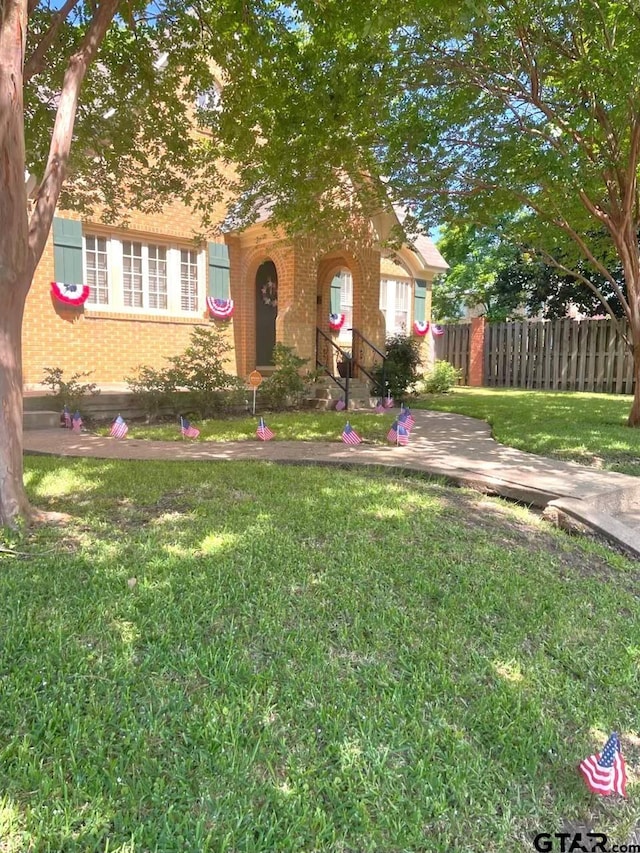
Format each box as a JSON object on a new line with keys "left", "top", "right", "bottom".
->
{"left": 84, "top": 234, "right": 111, "bottom": 306}
{"left": 337, "top": 269, "right": 353, "bottom": 342}
{"left": 83, "top": 234, "right": 205, "bottom": 316}
{"left": 380, "top": 277, "right": 412, "bottom": 336}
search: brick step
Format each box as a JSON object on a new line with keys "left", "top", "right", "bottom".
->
{"left": 23, "top": 410, "right": 60, "bottom": 430}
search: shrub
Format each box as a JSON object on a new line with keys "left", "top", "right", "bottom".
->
{"left": 42, "top": 367, "right": 100, "bottom": 412}
{"left": 418, "top": 360, "right": 462, "bottom": 394}
{"left": 126, "top": 365, "right": 180, "bottom": 423}
{"left": 370, "top": 334, "right": 422, "bottom": 402}
{"left": 167, "top": 326, "right": 246, "bottom": 418}
{"left": 260, "top": 344, "right": 315, "bottom": 411}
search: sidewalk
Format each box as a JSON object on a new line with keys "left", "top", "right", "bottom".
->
{"left": 23, "top": 409, "right": 640, "bottom": 558}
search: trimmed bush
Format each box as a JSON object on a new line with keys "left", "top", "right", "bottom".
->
{"left": 418, "top": 360, "right": 462, "bottom": 394}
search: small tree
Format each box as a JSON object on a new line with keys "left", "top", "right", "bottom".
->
{"left": 260, "top": 344, "right": 313, "bottom": 411}
{"left": 168, "top": 326, "right": 245, "bottom": 419}
{"left": 371, "top": 334, "right": 422, "bottom": 403}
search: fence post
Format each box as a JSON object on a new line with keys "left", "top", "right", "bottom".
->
{"left": 469, "top": 317, "right": 486, "bottom": 387}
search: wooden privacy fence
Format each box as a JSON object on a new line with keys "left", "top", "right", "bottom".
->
{"left": 484, "top": 318, "right": 634, "bottom": 394}
{"left": 433, "top": 323, "right": 470, "bottom": 384}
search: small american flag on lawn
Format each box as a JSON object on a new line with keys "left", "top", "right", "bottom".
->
{"left": 399, "top": 407, "right": 415, "bottom": 431}
{"left": 579, "top": 732, "right": 627, "bottom": 797}
{"left": 256, "top": 417, "right": 274, "bottom": 441}
{"left": 341, "top": 421, "right": 362, "bottom": 445}
{"left": 387, "top": 421, "right": 409, "bottom": 446}
{"left": 384, "top": 395, "right": 394, "bottom": 408}
{"left": 63, "top": 406, "right": 72, "bottom": 428}
{"left": 374, "top": 400, "right": 385, "bottom": 414}
{"left": 180, "top": 416, "right": 200, "bottom": 439}
{"left": 335, "top": 398, "right": 346, "bottom": 411}
{"left": 110, "top": 414, "right": 129, "bottom": 439}
{"left": 72, "top": 411, "right": 83, "bottom": 433}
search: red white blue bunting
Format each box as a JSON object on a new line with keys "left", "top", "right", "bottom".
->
{"left": 51, "top": 281, "right": 90, "bottom": 306}
{"left": 432, "top": 324, "right": 445, "bottom": 336}
{"left": 329, "top": 313, "right": 345, "bottom": 331}
{"left": 413, "top": 320, "right": 430, "bottom": 336}
{"left": 207, "top": 297, "right": 234, "bottom": 319}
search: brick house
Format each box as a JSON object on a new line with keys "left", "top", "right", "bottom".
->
{"left": 23, "top": 183, "right": 447, "bottom": 391}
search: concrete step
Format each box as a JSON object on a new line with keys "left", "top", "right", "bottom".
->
{"left": 23, "top": 410, "right": 60, "bottom": 430}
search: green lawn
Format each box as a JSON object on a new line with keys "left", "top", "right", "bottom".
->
{"left": 416, "top": 387, "right": 640, "bottom": 476}
{"left": 1, "top": 458, "right": 638, "bottom": 852}
{"left": 97, "top": 411, "right": 395, "bottom": 444}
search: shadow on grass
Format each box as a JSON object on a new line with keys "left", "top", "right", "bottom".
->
{"left": 1, "top": 457, "right": 637, "bottom": 852}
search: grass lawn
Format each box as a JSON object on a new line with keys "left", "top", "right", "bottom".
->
{"left": 96, "top": 411, "right": 396, "bottom": 445}
{"left": 1, "top": 458, "right": 638, "bottom": 852}
{"left": 415, "top": 387, "right": 640, "bottom": 476}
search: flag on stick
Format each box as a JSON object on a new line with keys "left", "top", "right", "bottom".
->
{"left": 387, "top": 421, "right": 409, "bottom": 446}
{"left": 180, "top": 416, "right": 200, "bottom": 439}
{"left": 256, "top": 417, "right": 274, "bottom": 441}
{"left": 341, "top": 421, "right": 362, "bottom": 445}
{"left": 374, "top": 400, "right": 385, "bottom": 414}
{"left": 335, "top": 398, "right": 346, "bottom": 411}
{"left": 384, "top": 394, "right": 394, "bottom": 408}
{"left": 110, "top": 414, "right": 129, "bottom": 439}
{"left": 72, "top": 411, "right": 83, "bottom": 433}
{"left": 399, "top": 406, "right": 415, "bottom": 431}
{"left": 579, "top": 732, "right": 627, "bottom": 797}
{"left": 63, "top": 405, "right": 72, "bottom": 428}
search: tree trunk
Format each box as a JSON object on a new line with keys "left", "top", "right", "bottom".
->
{"left": 628, "top": 335, "right": 640, "bottom": 427}
{"left": 0, "top": 285, "right": 31, "bottom": 525}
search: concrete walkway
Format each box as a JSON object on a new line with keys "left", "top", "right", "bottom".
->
{"left": 24, "top": 409, "right": 640, "bottom": 558}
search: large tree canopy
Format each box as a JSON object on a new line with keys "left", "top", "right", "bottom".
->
{"left": 227, "top": 0, "right": 640, "bottom": 422}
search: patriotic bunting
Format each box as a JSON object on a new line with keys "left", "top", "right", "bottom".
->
{"left": 51, "top": 281, "right": 90, "bottom": 306}
{"left": 206, "top": 297, "right": 234, "bottom": 319}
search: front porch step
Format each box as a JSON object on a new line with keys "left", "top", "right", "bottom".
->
{"left": 23, "top": 410, "right": 60, "bottom": 430}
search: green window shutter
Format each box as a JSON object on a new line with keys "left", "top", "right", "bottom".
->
{"left": 208, "top": 242, "right": 230, "bottom": 299}
{"left": 330, "top": 274, "right": 342, "bottom": 314}
{"left": 53, "top": 217, "right": 83, "bottom": 285}
{"left": 414, "top": 278, "right": 427, "bottom": 324}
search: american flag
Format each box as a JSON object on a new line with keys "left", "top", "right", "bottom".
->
{"left": 374, "top": 400, "right": 385, "bottom": 414}
{"left": 579, "top": 732, "right": 627, "bottom": 797}
{"left": 63, "top": 406, "right": 72, "bottom": 428}
{"left": 341, "top": 422, "right": 362, "bottom": 445}
{"left": 180, "top": 416, "right": 200, "bottom": 439}
{"left": 384, "top": 395, "right": 394, "bottom": 408}
{"left": 110, "top": 414, "right": 129, "bottom": 439}
{"left": 256, "top": 417, "right": 274, "bottom": 441}
{"left": 335, "top": 398, "right": 346, "bottom": 411}
{"left": 399, "top": 407, "right": 415, "bottom": 431}
{"left": 72, "top": 411, "right": 83, "bottom": 433}
{"left": 387, "top": 421, "right": 409, "bottom": 446}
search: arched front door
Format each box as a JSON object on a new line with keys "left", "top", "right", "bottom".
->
{"left": 255, "top": 261, "right": 277, "bottom": 367}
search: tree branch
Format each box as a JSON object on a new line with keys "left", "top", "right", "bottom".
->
{"left": 537, "top": 247, "right": 629, "bottom": 336}
{"left": 28, "top": 0, "right": 121, "bottom": 274}
{"left": 24, "top": 0, "right": 81, "bottom": 83}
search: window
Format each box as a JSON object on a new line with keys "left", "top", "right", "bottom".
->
{"left": 148, "top": 245, "right": 168, "bottom": 309}
{"left": 380, "top": 278, "right": 411, "bottom": 335}
{"left": 85, "top": 235, "right": 109, "bottom": 305}
{"left": 84, "top": 235, "right": 202, "bottom": 315}
{"left": 180, "top": 249, "right": 199, "bottom": 312}
{"left": 332, "top": 269, "right": 353, "bottom": 340}
{"left": 122, "top": 241, "right": 167, "bottom": 309}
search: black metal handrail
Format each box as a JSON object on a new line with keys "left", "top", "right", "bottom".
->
{"left": 351, "top": 328, "right": 386, "bottom": 396}
{"left": 316, "top": 327, "right": 351, "bottom": 407}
